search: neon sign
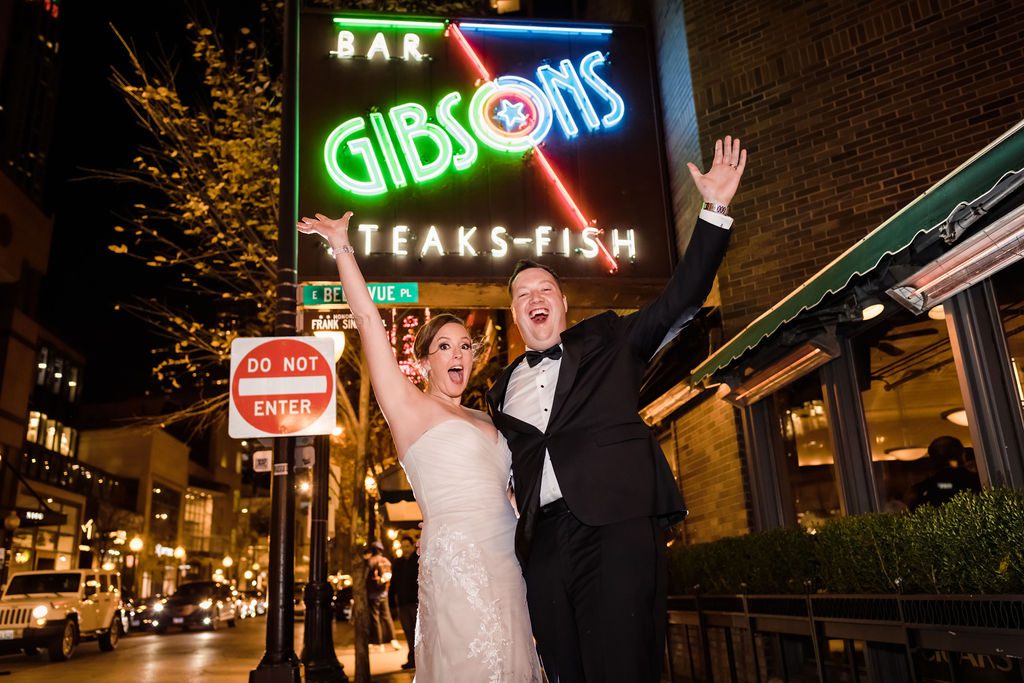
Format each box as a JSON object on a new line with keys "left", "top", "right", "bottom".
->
{"left": 297, "top": 15, "right": 677, "bottom": 282}
{"left": 324, "top": 51, "right": 622, "bottom": 196}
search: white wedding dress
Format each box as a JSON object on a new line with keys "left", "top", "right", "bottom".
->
{"left": 402, "top": 417, "right": 543, "bottom": 683}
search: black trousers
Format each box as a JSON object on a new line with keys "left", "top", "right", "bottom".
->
{"left": 396, "top": 602, "right": 418, "bottom": 664}
{"left": 525, "top": 504, "right": 667, "bottom": 683}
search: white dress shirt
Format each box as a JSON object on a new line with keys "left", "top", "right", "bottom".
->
{"left": 503, "top": 352, "right": 564, "bottom": 506}
{"left": 503, "top": 210, "right": 732, "bottom": 507}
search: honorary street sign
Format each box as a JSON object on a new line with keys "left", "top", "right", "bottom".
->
{"left": 229, "top": 337, "right": 337, "bottom": 439}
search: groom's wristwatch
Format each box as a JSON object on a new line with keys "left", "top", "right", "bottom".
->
{"left": 701, "top": 201, "right": 729, "bottom": 215}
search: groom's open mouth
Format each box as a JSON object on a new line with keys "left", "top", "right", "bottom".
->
{"left": 529, "top": 307, "right": 549, "bottom": 324}
{"left": 448, "top": 365, "right": 465, "bottom": 384}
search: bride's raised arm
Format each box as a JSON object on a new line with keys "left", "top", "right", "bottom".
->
{"left": 297, "top": 212, "right": 421, "bottom": 428}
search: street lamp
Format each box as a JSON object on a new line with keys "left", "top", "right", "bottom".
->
{"left": 173, "top": 546, "right": 186, "bottom": 560}
{"left": 223, "top": 555, "right": 234, "bottom": 568}
{"left": 129, "top": 536, "right": 144, "bottom": 553}
{"left": 2, "top": 512, "right": 21, "bottom": 586}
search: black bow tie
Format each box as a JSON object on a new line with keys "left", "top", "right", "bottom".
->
{"left": 525, "top": 345, "right": 563, "bottom": 368}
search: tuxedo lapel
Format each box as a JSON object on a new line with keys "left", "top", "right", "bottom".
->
{"left": 487, "top": 353, "right": 542, "bottom": 435}
{"left": 547, "top": 325, "right": 583, "bottom": 429}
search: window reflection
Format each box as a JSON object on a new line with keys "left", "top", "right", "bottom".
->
{"left": 857, "top": 310, "right": 976, "bottom": 511}
{"left": 993, "top": 261, "right": 1024, "bottom": 411}
{"left": 773, "top": 373, "right": 841, "bottom": 529}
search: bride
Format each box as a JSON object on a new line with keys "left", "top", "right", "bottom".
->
{"left": 298, "top": 211, "right": 543, "bottom": 682}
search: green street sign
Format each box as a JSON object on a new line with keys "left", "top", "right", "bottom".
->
{"left": 302, "top": 282, "right": 419, "bottom": 307}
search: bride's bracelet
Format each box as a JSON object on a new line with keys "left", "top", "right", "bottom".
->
{"left": 332, "top": 243, "right": 355, "bottom": 254}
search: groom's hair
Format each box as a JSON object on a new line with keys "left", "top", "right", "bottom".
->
{"left": 507, "top": 259, "right": 561, "bottom": 296}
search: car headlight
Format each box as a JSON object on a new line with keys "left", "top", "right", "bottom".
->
{"left": 153, "top": 603, "right": 164, "bottom": 612}
{"left": 31, "top": 605, "right": 48, "bottom": 619}
{"left": 199, "top": 599, "right": 213, "bottom": 610}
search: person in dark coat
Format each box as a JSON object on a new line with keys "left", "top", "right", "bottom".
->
{"left": 390, "top": 535, "right": 419, "bottom": 670}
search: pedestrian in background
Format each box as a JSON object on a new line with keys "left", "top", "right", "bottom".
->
{"left": 363, "top": 541, "right": 400, "bottom": 652}
{"left": 391, "top": 535, "right": 419, "bottom": 670}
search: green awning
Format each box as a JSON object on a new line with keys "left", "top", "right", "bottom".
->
{"left": 691, "top": 118, "right": 1024, "bottom": 385}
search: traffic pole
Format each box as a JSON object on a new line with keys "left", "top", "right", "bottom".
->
{"left": 301, "top": 433, "right": 347, "bottom": 681}
{"left": 250, "top": 0, "right": 301, "bottom": 680}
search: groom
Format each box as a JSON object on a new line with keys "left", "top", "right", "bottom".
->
{"left": 486, "top": 136, "right": 746, "bottom": 682}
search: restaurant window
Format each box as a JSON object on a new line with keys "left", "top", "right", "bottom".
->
{"left": 773, "top": 372, "right": 841, "bottom": 529}
{"left": 10, "top": 487, "right": 81, "bottom": 574}
{"left": 856, "top": 309, "right": 977, "bottom": 512}
{"left": 992, "top": 261, "right": 1024, "bottom": 415}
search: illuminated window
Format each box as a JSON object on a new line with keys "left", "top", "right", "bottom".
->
{"left": 36, "top": 347, "right": 49, "bottom": 385}
{"left": 26, "top": 411, "right": 41, "bottom": 443}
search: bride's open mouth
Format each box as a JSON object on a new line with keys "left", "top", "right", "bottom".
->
{"left": 447, "top": 365, "right": 465, "bottom": 384}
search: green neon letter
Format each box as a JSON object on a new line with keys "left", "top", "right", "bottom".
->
{"left": 369, "top": 112, "right": 407, "bottom": 189}
{"left": 388, "top": 103, "right": 454, "bottom": 184}
{"left": 436, "top": 92, "right": 478, "bottom": 172}
{"left": 323, "top": 117, "right": 388, "bottom": 196}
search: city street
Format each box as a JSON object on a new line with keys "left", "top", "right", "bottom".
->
{"left": 0, "top": 619, "right": 414, "bottom": 682}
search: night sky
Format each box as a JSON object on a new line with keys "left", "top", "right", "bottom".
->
{"left": 41, "top": 1, "right": 263, "bottom": 404}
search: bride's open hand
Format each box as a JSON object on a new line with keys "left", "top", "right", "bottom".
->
{"left": 297, "top": 211, "right": 354, "bottom": 247}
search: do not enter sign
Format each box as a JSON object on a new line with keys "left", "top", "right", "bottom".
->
{"left": 229, "top": 337, "right": 337, "bottom": 439}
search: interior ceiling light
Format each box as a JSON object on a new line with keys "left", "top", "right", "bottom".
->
{"left": 927, "top": 305, "right": 946, "bottom": 320}
{"left": 721, "top": 336, "right": 840, "bottom": 407}
{"left": 861, "top": 303, "right": 886, "bottom": 320}
{"left": 888, "top": 193, "right": 1024, "bottom": 314}
{"left": 882, "top": 446, "right": 929, "bottom": 461}
{"left": 942, "top": 408, "right": 969, "bottom": 427}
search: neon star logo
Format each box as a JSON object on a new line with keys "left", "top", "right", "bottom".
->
{"left": 494, "top": 99, "right": 528, "bottom": 131}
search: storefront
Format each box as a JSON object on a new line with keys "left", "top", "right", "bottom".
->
{"left": 650, "top": 119, "right": 1024, "bottom": 532}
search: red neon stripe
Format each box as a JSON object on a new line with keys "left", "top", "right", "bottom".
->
{"left": 448, "top": 25, "right": 490, "bottom": 81}
{"left": 534, "top": 150, "right": 618, "bottom": 272}
{"left": 448, "top": 24, "right": 618, "bottom": 272}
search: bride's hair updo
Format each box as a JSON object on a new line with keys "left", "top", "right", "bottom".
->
{"left": 413, "top": 313, "right": 467, "bottom": 360}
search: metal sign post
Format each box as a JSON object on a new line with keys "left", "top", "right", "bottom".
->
{"left": 250, "top": 0, "right": 301, "bottom": 680}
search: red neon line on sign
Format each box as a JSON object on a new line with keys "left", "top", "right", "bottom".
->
{"left": 448, "top": 23, "right": 618, "bottom": 273}
{"left": 533, "top": 150, "right": 617, "bottom": 272}
{"left": 448, "top": 25, "right": 491, "bottom": 81}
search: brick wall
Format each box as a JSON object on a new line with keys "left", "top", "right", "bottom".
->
{"left": 672, "top": 0, "right": 1024, "bottom": 338}
{"left": 666, "top": 396, "right": 750, "bottom": 543}
{"left": 651, "top": 0, "right": 706, "bottom": 255}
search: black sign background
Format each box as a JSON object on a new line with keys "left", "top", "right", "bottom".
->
{"left": 297, "top": 13, "right": 676, "bottom": 282}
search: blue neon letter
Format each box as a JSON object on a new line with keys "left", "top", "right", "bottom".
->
{"left": 579, "top": 51, "right": 624, "bottom": 128}
{"left": 536, "top": 59, "right": 600, "bottom": 139}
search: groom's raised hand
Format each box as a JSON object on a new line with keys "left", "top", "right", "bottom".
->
{"left": 687, "top": 136, "right": 747, "bottom": 207}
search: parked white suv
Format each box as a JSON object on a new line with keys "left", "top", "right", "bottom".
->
{"left": 0, "top": 569, "right": 125, "bottom": 661}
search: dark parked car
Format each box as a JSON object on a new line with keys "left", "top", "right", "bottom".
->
{"left": 127, "top": 595, "right": 166, "bottom": 631}
{"left": 154, "top": 581, "right": 238, "bottom": 633}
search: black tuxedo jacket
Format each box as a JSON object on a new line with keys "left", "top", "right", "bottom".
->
{"left": 486, "top": 218, "right": 731, "bottom": 564}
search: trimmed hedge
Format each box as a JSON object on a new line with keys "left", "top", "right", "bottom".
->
{"left": 667, "top": 489, "right": 1024, "bottom": 595}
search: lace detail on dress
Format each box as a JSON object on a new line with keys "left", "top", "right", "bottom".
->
{"left": 420, "top": 524, "right": 511, "bottom": 682}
